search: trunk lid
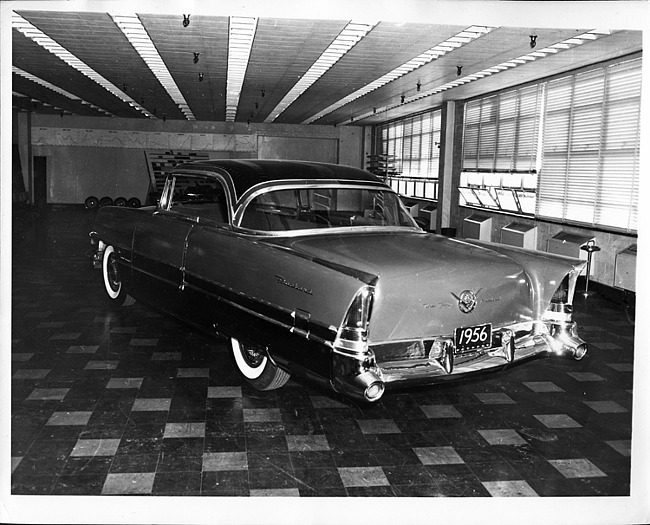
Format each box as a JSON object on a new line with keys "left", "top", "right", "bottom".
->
{"left": 271, "top": 231, "right": 535, "bottom": 342}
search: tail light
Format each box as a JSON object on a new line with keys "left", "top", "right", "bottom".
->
{"left": 551, "top": 275, "right": 569, "bottom": 304}
{"left": 335, "top": 285, "right": 375, "bottom": 353}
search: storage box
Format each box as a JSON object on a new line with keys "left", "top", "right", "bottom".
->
{"left": 546, "top": 232, "right": 594, "bottom": 259}
{"left": 500, "top": 222, "right": 538, "bottom": 250}
{"left": 614, "top": 244, "right": 637, "bottom": 292}
{"left": 463, "top": 214, "right": 492, "bottom": 241}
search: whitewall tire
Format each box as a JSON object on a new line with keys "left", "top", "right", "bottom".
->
{"left": 230, "top": 338, "right": 290, "bottom": 390}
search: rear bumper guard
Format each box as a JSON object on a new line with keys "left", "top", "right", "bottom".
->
{"left": 331, "top": 319, "right": 587, "bottom": 402}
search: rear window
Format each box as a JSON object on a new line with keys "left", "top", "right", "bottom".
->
{"left": 240, "top": 186, "right": 416, "bottom": 232}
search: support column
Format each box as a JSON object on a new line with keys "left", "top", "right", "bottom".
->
{"left": 436, "top": 101, "right": 464, "bottom": 234}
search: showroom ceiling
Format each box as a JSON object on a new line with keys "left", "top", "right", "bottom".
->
{"left": 11, "top": 8, "right": 642, "bottom": 126}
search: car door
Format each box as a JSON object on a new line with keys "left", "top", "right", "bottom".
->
{"left": 131, "top": 172, "right": 226, "bottom": 311}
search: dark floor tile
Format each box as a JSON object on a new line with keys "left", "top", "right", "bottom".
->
{"left": 51, "top": 473, "right": 107, "bottom": 495}
{"left": 152, "top": 471, "right": 202, "bottom": 496}
{"left": 248, "top": 467, "right": 298, "bottom": 490}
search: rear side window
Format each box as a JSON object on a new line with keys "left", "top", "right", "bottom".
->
{"left": 165, "top": 174, "right": 229, "bottom": 223}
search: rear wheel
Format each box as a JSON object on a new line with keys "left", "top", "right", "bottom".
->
{"left": 231, "top": 338, "right": 290, "bottom": 390}
{"left": 102, "top": 245, "right": 135, "bottom": 306}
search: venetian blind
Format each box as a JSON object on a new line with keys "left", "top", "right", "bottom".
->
{"left": 537, "top": 57, "right": 641, "bottom": 232}
{"left": 378, "top": 110, "right": 442, "bottom": 179}
{"left": 462, "top": 85, "right": 543, "bottom": 172}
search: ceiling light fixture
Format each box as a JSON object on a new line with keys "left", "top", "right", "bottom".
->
{"left": 530, "top": 35, "right": 538, "bottom": 48}
{"left": 12, "top": 66, "right": 113, "bottom": 116}
{"left": 111, "top": 13, "right": 195, "bottom": 120}
{"left": 183, "top": 14, "right": 190, "bottom": 28}
{"left": 193, "top": 52, "right": 200, "bottom": 64}
{"left": 226, "top": 16, "right": 258, "bottom": 121}
{"left": 12, "top": 12, "right": 153, "bottom": 118}
{"left": 347, "top": 28, "right": 612, "bottom": 124}
{"left": 457, "top": 65, "right": 463, "bottom": 76}
{"left": 266, "top": 20, "right": 378, "bottom": 123}
{"left": 302, "top": 25, "right": 494, "bottom": 125}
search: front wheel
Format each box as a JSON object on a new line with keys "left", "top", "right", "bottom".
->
{"left": 231, "top": 338, "right": 290, "bottom": 391}
{"left": 102, "top": 245, "right": 135, "bottom": 306}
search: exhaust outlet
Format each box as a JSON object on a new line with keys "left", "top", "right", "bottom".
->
{"left": 332, "top": 371, "right": 385, "bottom": 403}
{"left": 546, "top": 321, "right": 588, "bottom": 361}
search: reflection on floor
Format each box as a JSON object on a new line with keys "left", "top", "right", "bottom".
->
{"left": 11, "top": 206, "right": 634, "bottom": 496}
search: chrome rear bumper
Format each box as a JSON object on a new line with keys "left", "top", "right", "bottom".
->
{"left": 331, "top": 319, "right": 587, "bottom": 402}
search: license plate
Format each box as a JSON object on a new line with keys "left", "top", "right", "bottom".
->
{"left": 455, "top": 323, "right": 492, "bottom": 353}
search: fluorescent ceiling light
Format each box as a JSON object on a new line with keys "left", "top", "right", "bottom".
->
{"left": 12, "top": 12, "right": 154, "bottom": 118}
{"left": 226, "top": 16, "right": 257, "bottom": 121}
{"left": 349, "top": 28, "right": 613, "bottom": 124}
{"left": 13, "top": 66, "right": 113, "bottom": 116}
{"left": 265, "top": 20, "right": 377, "bottom": 123}
{"left": 111, "top": 13, "right": 194, "bottom": 120}
{"left": 303, "top": 26, "right": 496, "bottom": 124}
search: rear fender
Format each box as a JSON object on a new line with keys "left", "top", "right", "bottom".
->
{"left": 463, "top": 239, "right": 586, "bottom": 314}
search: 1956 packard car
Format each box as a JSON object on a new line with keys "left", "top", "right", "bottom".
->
{"left": 90, "top": 159, "right": 587, "bottom": 402}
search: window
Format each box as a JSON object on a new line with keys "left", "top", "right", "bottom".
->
{"left": 460, "top": 84, "right": 543, "bottom": 215}
{"left": 376, "top": 109, "right": 442, "bottom": 200}
{"left": 460, "top": 56, "right": 641, "bottom": 233}
{"left": 537, "top": 58, "right": 641, "bottom": 231}
{"left": 240, "top": 186, "right": 417, "bottom": 232}
{"left": 163, "top": 174, "right": 229, "bottom": 223}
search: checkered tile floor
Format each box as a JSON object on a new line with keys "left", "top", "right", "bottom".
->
{"left": 11, "top": 207, "right": 634, "bottom": 497}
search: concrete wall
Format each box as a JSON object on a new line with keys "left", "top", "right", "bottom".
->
{"left": 454, "top": 206, "right": 637, "bottom": 290}
{"left": 15, "top": 114, "right": 364, "bottom": 204}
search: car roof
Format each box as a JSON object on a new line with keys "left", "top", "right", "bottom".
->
{"left": 172, "top": 159, "right": 385, "bottom": 197}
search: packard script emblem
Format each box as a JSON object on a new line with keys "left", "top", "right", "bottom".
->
{"left": 451, "top": 289, "right": 481, "bottom": 314}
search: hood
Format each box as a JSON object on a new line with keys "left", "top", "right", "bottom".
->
{"left": 269, "top": 231, "right": 542, "bottom": 342}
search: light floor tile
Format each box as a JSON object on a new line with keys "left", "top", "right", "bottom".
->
{"left": 286, "top": 435, "right": 330, "bottom": 452}
{"left": 164, "top": 422, "right": 206, "bottom": 439}
{"left": 338, "top": 466, "right": 389, "bottom": 487}
{"left": 474, "top": 393, "right": 516, "bottom": 405}
{"left": 250, "top": 488, "right": 300, "bottom": 497}
{"left": 66, "top": 345, "right": 99, "bottom": 354}
{"left": 13, "top": 369, "right": 50, "bottom": 380}
{"left": 27, "top": 388, "right": 70, "bottom": 401}
{"left": 129, "top": 338, "right": 159, "bottom": 346}
{"left": 208, "top": 386, "right": 242, "bottom": 398}
{"left": 605, "top": 440, "right": 631, "bottom": 457}
{"left": 132, "top": 398, "right": 171, "bottom": 412}
{"left": 414, "top": 446, "right": 464, "bottom": 465}
{"left": 567, "top": 372, "right": 605, "bottom": 382}
{"left": 110, "top": 327, "right": 138, "bottom": 334}
{"left": 420, "top": 404, "right": 462, "bottom": 418}
{"left": 47, "top": 411, "right": 92, "bottom": 426}
{"left": 11, "top": 353, "right": 33, "bottom": 362}
{"left": 310, "top": 396, "right": 347, "bottom": 409}
{"left": 606, "top": 363, "right": 634, "bottom": 372}
{"left": 357, "top": 419, "right": 401, "bottom": 434}
{"left": 50, "top": 333, "right": 81, "bottom": 340}
{"left": 102, "top": 472, "right": 155, "bottom": 495}
{"left": 177, "top": 368, "right": 210, "bottom": 378}
{"left": 107, "top": 377, "right": 144, "bottom": 389}
{"left": 584, "top": 400, "right": 628, "bottom": 413}
{"left": 534, "top": 414, "right": 582, "bottom": 429}
{"left": 71, "top": 438, "right": 121, "bottom": 457}
{"left": 523, "top": 381, "right": 564, "bottom": 393}
{"left": 203, "top": 452, "right": 248, "bottom": 471}
{"left": 12, "top": 457, "right": 23, "bottom": 474}
{"left": 483, "top": 480, "right": 538, "bottom": 497}
{"left": 244, "top": 409, "right": 282, "bottom": 423}
{"left": 478, "top": 429, "right": 527, "bottom": 446}
{"left": 151, "top": 352, "right": 182, "bottom": 361}
{"left": 85, "top": 361, "right": 119, "bottom": 370}
{"left": 548, "top": 458, "right": 607, "bottom": 479}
